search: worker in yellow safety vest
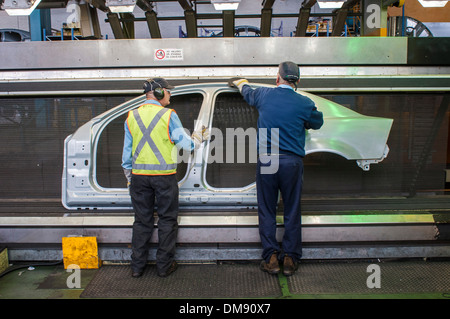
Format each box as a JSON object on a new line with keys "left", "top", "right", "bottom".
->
{"left": 122, "top": 78, "right": 209, "bottom": 278}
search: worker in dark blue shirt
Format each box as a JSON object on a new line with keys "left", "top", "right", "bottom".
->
{"left": 229, "top": 61, "right": 323, "bottom": 276}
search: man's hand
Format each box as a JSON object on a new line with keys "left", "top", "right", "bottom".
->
{"left": 228, "top": 77, "right": 249, "bottom": 92}
{"left": 191, "top": 126, "right": 210, "bottom": 149}
{"left": 201, "top": 125, "right": 210, "bottom": 141}
{"left": 123, "top": 168, "right": 132, "bottom": 187}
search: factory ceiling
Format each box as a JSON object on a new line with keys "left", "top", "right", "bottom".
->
{"left": 1, "top": 0, "right": 363, "bottom": 38}
{"left": 107, "top": 0, "right": 362, "bottom": 38}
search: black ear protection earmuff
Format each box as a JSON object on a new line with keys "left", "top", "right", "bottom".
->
{"left": 154, "top": 87, "right": 165, "bottom": 100}
{"left": 144, "top": 79, "right": 165, "bottom": 100}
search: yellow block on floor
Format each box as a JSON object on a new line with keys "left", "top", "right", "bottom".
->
{"left": 0, "top": 247, "right": 8, "bottom": 273}
{"left": 62, "top": 236, "right": 101, "bottom": 269}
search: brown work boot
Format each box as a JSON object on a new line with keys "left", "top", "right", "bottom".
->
{"left": 260, "top": 253, "right": 280, "bottom": 275}
{"left": 283, "top": 256, "right": 298, "bottom": 276}
{"left": 157, "top": 261, "right": 178, "bottom": 277}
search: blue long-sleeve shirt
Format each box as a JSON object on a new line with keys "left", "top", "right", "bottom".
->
{"left": 241, "top": 84, "right": 323, "bottom": 157}
{"left": 121, "top": 99, "right": 194, "bottom": 170}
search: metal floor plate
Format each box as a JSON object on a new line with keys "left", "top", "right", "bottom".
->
{"left": 80, "top": 260, "right": 450, "bottom": 298}
{"left": 80, "top": 263, "right": 282, "bottom": 299}
{"left": 288, "top": 260, "right": 450, "bottom": 295}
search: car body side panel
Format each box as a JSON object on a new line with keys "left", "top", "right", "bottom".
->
{"left": 61, "top": 83, "right": 393, "bottom": 210}
{"left": 306, "top": 117, "right": 393, "bottom": 159}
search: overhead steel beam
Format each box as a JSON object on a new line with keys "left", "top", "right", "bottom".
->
{"left": 222, "top": 10, "right": 235, "bottom": 37}
{"left": 184, "top": 9, "right": 197, "bottom": 37}
{"left": 262, "top": 0, "right": 276, "bottom": 8}
{"left": 177, "top": 0, "right": 193, "bottom": 10}
{"left": 331, "top": 7, "right": 348, "bottom": 36}
{"left": 260, "top": 0, "right": 275, "bottom": 37}
{"left": 260, "top": 9, "right": 272, "bottom": 37}
{"left": 341, "top": 0, "right": 361, "bottom": 8}
{"left": 145, "top": 10, "right": 162, "bottom": 38}
{"left": 120, "top": 12, "right": 135, "bottom": 38}
{"left": 177, "top": 0, "right": 197, "bottom": 38}
{"left": 106, "top": 12, "right": 126, "bottom": 39}
{"left": 137, "top": 0, "right": 153, "bottom": 11}
{"left": 106, "top": 11, "right": 135, "bottom": 39}
{"left": 295, "top": 0, "right": 316, "bottom": 37}
{"left": 330, "top": 0, "right": 361, "bottom": 36}
{"left": 87, "top": 0, "right": 109, "bottom": 12}
{"left": 295, "top": 8, "right": 311, "bottom": 37}
{"left": 79, "top": 3, "right": 102, "bottom": 38}
{"left": 136, "top": 0, "right": 161, "bottom": 38}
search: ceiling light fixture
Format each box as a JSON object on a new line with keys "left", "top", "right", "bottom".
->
{"left": 106, "top": 0, "right": 136, "bottom": 13}
{"left": 317, "top": 0, "right": 345, "bottom": 8}
{"left": 417, "top": 0, "right": 448, "bottom": 7}
{"left": 211, "top": 0, "right": 241, "bottom": 11}
{"left": 3, "top": 0, "right": 42, "bottom": 16}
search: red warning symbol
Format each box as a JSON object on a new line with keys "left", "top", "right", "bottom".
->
{"left": 155, "top": 49, "right": 165, "bottom": 60}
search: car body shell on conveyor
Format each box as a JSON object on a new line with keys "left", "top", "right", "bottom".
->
{"left": 62, "top": 83, "right": 393, "bottom": 210}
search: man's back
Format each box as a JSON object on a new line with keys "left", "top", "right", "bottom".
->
{"left": 242, "top": 86, "right": 323, "bottom": 157}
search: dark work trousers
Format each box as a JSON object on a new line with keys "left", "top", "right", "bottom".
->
{"left": 256, "top": 154, "right": 304, "bottom": 263}
{"left": 129, "top": 173, "right": 179, "bottom": 274}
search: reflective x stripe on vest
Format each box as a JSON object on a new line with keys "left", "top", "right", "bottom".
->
{"left": 131, "top": 107, "right": 176, "bottom": 174}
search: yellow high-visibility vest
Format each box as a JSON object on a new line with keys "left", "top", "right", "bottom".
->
{"left": 126, "top": 104, "right": 176, "bottom": 175}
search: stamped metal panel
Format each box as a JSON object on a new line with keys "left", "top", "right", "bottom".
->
{"left": 62, "top": 84, "right": 213, "bottom": 209}
{"left": 61, "top": 82, "right": 393, "bottom": 210}
{"left": 301, "top": 91, "right": 393, "bottom": 170}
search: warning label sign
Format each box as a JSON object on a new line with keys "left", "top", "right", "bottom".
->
{"left": 154, "top": 49, "right": 184, "bottom": 61}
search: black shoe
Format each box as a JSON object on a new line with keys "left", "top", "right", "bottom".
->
{"left": 282, "top": 256, "right": 298, "bottom": 276}
{"left": 131, "top": 270, "right": 143, "bottom": 278}
{"left": 158, "top": 261, "right": 178, "bottom": 277}
{"left": 260, "top": 253, "right": 280, "bottom": 275}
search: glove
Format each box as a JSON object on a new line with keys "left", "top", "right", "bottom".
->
{"left": 191, "top": 130, "right": 203, "bottom": 150}
{"left": 201, "top": 125, "right": 210, "bottom": 141}
{"left": 123, "top": 168, "right": 132, "bottom": 187}
{"left": 191, "top": 126, "right": 210, "bottom": 150}
{"left": 228, "top": 77, "right": 249, "bottom": 92}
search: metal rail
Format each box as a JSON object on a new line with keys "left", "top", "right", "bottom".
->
{"left": 1, "top": 210, "right": 449, "bottom": 261}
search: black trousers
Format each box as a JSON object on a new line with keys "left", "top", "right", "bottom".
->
{"left": 129, "top": 174, "right": 179, "bottom": 274}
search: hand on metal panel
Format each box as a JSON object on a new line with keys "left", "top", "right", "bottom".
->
{"left": 228, "top": 77, "right": 249, "bottom": 92}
